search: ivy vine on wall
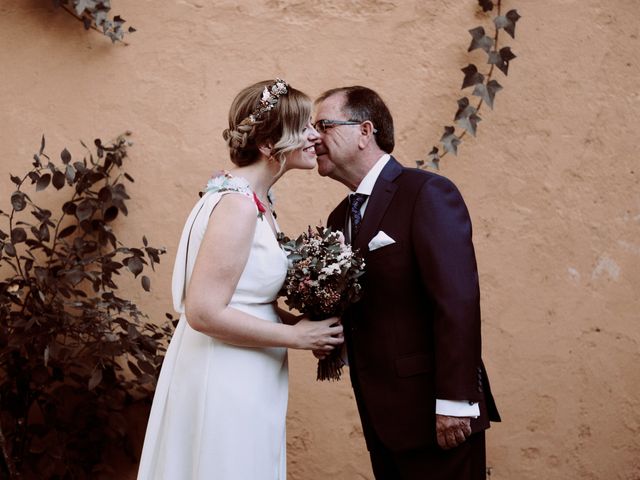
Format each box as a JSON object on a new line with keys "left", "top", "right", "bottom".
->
{"left": 53, "top": 0, "right": 135, "bottom": 44}
{"left": 418, "top": 0, "right": 521, "bottom": 169}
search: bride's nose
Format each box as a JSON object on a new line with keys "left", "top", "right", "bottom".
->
{"left": 307, "top": 125, "right": 320, "bottom": 140}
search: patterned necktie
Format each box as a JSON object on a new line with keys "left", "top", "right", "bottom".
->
{"left": 349, "top": 193, "right": 368, "bottom": 238}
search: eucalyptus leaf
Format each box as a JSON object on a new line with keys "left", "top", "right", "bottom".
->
{"left": 125, "top": 256, "right": 144, "bottom": 277}
{"left": 88, "top": 368, "right": 102, "bottom": 391}
{"left": 61, "top": 148, "right": 72, "bottom": 164}
{"left": 59, "top": 225, "right": 77, "bottom": 239}
{"left": 75, "top": 200, "right": 94, "bottom": 222}
{"left": 11, "top": 192, "right": 27, "bottom": 212}
{"left": 52, "top": 171, "right": 66, "bottom": 190}
{"left": 4, "top": 242, "right": 16, "bottom": 257}
{"left": 11, "top": 228, "right": 27, "bottom": 244}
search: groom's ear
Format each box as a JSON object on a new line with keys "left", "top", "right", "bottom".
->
{"left": 358, "top": 120, "right": 377, "bottom": 149}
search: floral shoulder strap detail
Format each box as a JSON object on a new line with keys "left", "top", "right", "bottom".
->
{"left": 201, "top": 172, "right": 268, "bottom": 219}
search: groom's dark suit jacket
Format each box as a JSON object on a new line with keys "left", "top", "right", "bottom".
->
{"left": 327, "top": 157, "right": 500, "bottom": 452}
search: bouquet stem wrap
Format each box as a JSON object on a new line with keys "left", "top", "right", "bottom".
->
{"left": 312, "top": 313, "right": 345, "bottom": 381}
{"left": 279, "top": 227, "right": 365, "bottom": 381}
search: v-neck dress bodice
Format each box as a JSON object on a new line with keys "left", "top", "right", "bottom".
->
{"left": 138, "top": 175, "right": 289, "bottom": 480}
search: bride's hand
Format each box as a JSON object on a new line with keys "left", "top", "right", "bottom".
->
{"left": 290, "top": 317, "right": 343, "bottom": 351}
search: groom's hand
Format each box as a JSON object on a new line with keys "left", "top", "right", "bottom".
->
{"left": 436, "top": 414, "right": 472, "bottom": 450}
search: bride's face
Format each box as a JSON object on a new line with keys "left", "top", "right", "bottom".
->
{"left": 284, "top": 120, "right": 319, "bottom": 170}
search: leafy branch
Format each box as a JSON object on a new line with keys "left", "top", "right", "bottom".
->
{"left": 417, "top": 0, "right": 521, "bottom": 169}
{"left": 0, "top": 134, "right": 173, "bottom": 478}
{"left": 53, "top": 0, "right": 135, "bottom": 44}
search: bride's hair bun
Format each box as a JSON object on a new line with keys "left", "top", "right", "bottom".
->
{"left": 222, "top": 124, "right": 252, "bottom": 151}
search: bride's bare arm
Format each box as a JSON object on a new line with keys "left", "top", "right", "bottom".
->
{"left": 274, "top": 306, "right": 300, "bottom": 325}
{"left": 184, "top": 194, "right": 343, "bottom": 351}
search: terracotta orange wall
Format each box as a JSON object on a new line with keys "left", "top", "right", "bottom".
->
{"left": 1, "top": 1, "right": 639, "bottom": 478}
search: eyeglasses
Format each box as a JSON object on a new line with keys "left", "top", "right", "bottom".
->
{"left": 313, "top": 119, "right": 378, "bottom": 134}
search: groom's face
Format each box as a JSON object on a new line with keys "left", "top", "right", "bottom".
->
{"left": 313, "top": 94, "right": 360, "bottom": 182}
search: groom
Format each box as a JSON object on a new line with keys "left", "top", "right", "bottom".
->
{"left": 313, "top": 86, "right": 500, "bottom": 479}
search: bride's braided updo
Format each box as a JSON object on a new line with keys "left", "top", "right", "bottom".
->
{"left": 223, "top": 79, "right": 312, "bottom": 167}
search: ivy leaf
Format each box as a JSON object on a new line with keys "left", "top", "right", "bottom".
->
{"left": 141, "top": 275, "right": 151, "bottom": 292}
{"left": 10, "top": 175, "right": 21, "bottom": 186}
{"left": 36, "top": 174, "right": 51, "bottom": 192}
{"left": 494, "top": 10, "right": 521, "bottom": 39}
{"left": 478, "top": 0, "right": 493, "bottom": 12}
{"left": 468, "top": 27, "right": 494, "bottom": 54}
{"left": 440, "top": 127, "right": 461, "bottom": 156}
{"left": 472, "top": 79, "right": 503, "bottom": 109}
{"left": 454, "top": 98, "right": 482, "bottom": 136}
{"left": 454, "top": 97, "right": 472, "bottom": 120}
{"left": 428, "top": 146, "right": 440, "bottom": 170}
{"left": 74, "top": 0, "right": 97, "bottom": 16}
{"left": 461, "top": 64, "right": 485, "bottom": 90}
{"left": 39, "top": 134, "right": 45, "bottom": 155}
{"left": 488, "top": 47, "right": 517, "bottom": 76}
{"left": 94, "top": 10, "right": 108, "bottom": 27}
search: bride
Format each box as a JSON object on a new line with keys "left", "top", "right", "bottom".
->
{"left": 137, "top": 79, "right": 344, "bottom": 480}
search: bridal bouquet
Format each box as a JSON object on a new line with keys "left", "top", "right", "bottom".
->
{"left": 279, "top": 226, "right": 365, "bottom": 381}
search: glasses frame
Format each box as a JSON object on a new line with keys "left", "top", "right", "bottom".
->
{"left": 313, "top": 119, "right": 378, "bottom": 134}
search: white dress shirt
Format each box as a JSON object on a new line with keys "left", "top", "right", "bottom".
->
{"left": 349, "top": 154, "right": 479, "bottom": 418}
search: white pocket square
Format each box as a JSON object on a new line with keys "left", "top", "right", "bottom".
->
{"left": 368, "top": 231, "right": 396, "bottom": 251}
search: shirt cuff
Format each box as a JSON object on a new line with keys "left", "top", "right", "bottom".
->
{"left": 436, "top": 399, "right": 480, "bottom": 418}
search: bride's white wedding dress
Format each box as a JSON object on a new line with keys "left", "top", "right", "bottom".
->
{"left": 137, "top": 175, "right": 289, "bottom": 480}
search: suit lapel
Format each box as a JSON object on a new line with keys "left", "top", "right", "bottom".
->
{"left": 353, "top": 157, "right": 403, "bottom": 252}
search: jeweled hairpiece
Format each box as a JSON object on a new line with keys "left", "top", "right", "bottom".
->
{"left": 240, "top": 78, "right": 289, "bottom": 126}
